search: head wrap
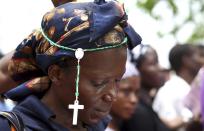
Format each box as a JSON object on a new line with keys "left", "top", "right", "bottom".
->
{"left": 131, "top": 44, "right": 154, "bottom": 68}
{"left": 122, "top": 51, "right": 139, "bottom": 79}
{"left": 6, "top": 0, "right": 142, "bottom": 100}
{"left": 122, "top": 60, "right": 139, "bottom": 79}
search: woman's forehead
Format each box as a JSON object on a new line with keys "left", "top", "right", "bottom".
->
{"left": 82, "top": 46, "right": 126, "bottom": 63}
{"left": 141, "top": 49, "right": 157, "bottom": 61}
{"left": 59, "top": 47, "right": 127, "bottom": 71}
{"left": 79, "top": 48, "right": 127, "bottom": 78}
{"left": 121, "top": 76, "right": 140, "bottom": 86}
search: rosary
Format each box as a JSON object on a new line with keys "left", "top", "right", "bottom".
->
{"left": 68, "top": 48, "right": 85, "bottom": 125}
{"left": 41, "top": 27, "right": 128, "bottom": 125}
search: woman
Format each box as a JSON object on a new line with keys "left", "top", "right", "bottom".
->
{"left": 122, "top": 45, "right": 169, "bottom": 131}
{"left": 0, "top": 0, "right": 142, "bottom": 131}
{"left": 106, "top": 58, "right": 140, "bottom": 131}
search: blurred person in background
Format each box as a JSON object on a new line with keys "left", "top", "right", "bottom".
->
{"left": 183, "top": 44, "right": 204, "bottom": 131}
{"left": 199, "top": 44, "right": 204, "bottom": 130}
{"left": 0, "top": 52, "right": 6, "bottom": 110}
{"left": 184, "top": 44, "right": 204, "bottom": 131}
{"left": 0, "top": 51, "right": 18, "bottom": 93}
{"left": 0, "top": 52, "right": 3, "bottom": 58}
{"left": 121, "top": 45, "right": 169, "bottom": 131}
{"left": 153, "top": 44, "right": 203, "bottom": 131}
{"left": 184, "top": 44, "right": 204, "bottom": 119}
{"left": 0, "top": 0, "right": 77, "bottom": 94}
{"left": 106, "top": 55, "right": 141, "bottom": 131}
{"left": 0, "top": 0, "right": 81, "bottom": 113}
{"left": 201, "top": 67, "right": 204, "bottom": 128}
{"left": 0, "top": 52, "right": 14, "bottom": 111}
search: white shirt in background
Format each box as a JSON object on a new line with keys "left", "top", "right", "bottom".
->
{"left": 105, "top": 127, "right": 114, "bottom": 131}
{"left": 153, "top": 73, "right": 193, "bottom": 121}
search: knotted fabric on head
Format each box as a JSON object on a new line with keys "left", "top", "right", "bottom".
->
{"left": 6, "top": 0, "right": 142, "bottom": 101}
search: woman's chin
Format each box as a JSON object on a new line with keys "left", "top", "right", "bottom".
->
{"left": 120, "top": 110, "right": 135, "bottom": 120}
{"left": 82, "top": 117, "right": 101, "bottom": 125}
{"left": 87, "top": 112, "right": 109, "bottom": 124}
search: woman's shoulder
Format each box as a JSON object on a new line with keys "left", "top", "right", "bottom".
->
{"left": 0, "top": 112, "right": 14, "bottom": 131}
{"left": 0, "top": 111, "right": 25, "bottom": 131}
{"left": 88, "top": 115, "right": 112, "bottom": 131}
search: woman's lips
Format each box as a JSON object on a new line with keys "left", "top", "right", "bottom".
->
{"left": 124, "top": 106, "right": 135, "bottom": 116}
{"left": 94, "top": 108, "right": 110, "bottom": 118}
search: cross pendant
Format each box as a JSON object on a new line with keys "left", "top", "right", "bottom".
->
{"left": 68, "top": 100, "right": 84, "bottom": 125}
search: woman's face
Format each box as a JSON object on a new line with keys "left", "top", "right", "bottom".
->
{"left": 139, "top": 49, "right": 165, "bottom": 89}
{"left": 54, "top": 46, "right": 127, "bottom": 125}
{"left": 111, "top": 76, "right": 140, "bottom": 120}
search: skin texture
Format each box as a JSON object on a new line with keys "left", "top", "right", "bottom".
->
{"left": 111, "top": 76, "right": 140, "bottom": 120}
{"left": 0, "top": 0, "right": 74, "bottom": 94}
{"left": 107, "top": 75, "right": 140, "bottom": 131}
{"left": 182, "top": 47, "right": 202, "bottom": 81}
{"left": 138, "top": 48, "right": 165, "bottom": 90}
{"left": 42, "top": 46, "right": 127, "bottom": 129}
{"left": 0, "top": 51, "right": 18, "bottom": 93}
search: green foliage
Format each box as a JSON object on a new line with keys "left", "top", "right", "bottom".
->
{"left": 137, "top": 0, "right": 159, "bottom": 14}
{"left": 188, "top": 23, "right": 204, "bottom": 42}
{"left": 167, "top": 0, "right": 178, "bottom": 15}
{"left": 135, "top": 0, "right": 204, "bottom": 43}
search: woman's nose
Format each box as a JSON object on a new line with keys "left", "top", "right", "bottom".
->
{"left": 129, "top": 93, "right": 138, "bottom": 105}
{"left": 102, "top": 82, "right": 117, "bottom": 102}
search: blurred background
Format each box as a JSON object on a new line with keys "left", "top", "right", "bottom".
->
{"left": 0, "top": 0, "right": 204, "bottom": 68}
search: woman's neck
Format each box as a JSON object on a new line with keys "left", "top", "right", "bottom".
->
{"left": 139, "top": 88, "right": 153, "bottom": 105}
{"left": 41, "top": 86, "right": 85, "bottom": 130}
{"left": 108, "top": 114, "right": 122, "bottom": 131}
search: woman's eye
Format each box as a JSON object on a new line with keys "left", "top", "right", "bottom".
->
{"left": 92, "top": 81, "right": 108, "bottom": 89}
{"left": 94, "top": 83, "right": 106, "bottom": 88}
{"left": 115, "top": 79, "right": 121, "bottom": 83}
{"left": 122, "top": 89, "right": 131, "bottom": 96}
{"left": 115, "top": 78, "right": 122, "bottom": 84}
{"left": 114, "top": 79, "right": 120, "bottom": 88}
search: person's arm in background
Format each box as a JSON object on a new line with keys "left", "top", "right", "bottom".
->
{"left": 153, "top": 84, "right": 193, "bottom": 130}
{"left": 0, "top": 0, "right": 76, "bottom": 94}
{"left": 0, "top": 51, "right": 18, "bottom": 94}
{"left": 160, "top": 116, "right": 185, "bottom": 130}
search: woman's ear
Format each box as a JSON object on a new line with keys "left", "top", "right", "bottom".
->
{"left": 48, "top": 65, "right": 63, "bottom": 86}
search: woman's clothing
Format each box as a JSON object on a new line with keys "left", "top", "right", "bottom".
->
{"left": 0, "top": 95, "right": 111, "bottom": 131}
{"left": 121, "top": 89, "right": 170, "bottom": 131}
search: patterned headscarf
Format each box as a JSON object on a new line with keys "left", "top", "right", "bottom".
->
{"left": 5, "top": 0, "right": 142, "bottom": 100}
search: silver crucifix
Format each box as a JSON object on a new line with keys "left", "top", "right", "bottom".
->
{"left": 68, "top": 99, "right": 84, "bottom": 125}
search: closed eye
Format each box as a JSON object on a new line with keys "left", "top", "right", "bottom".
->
{"left": 92, "top": 80, "right": 109, "bottom": 89}
{"left": 92, "top": 78, "right": 122, "bottom": 89}
{"left": 115, "top": 79, "right": 121, "bottom": 88}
